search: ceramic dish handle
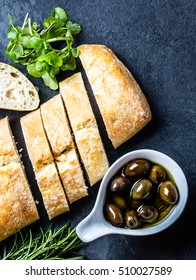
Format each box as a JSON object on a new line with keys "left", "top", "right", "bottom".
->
{"left": 76, "top": 211, "right": 112, "bottom": 242}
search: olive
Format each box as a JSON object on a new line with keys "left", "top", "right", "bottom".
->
{"left": 149, "top": 165, "right": 166, "bottom": 184}
{"left": 159, "top": 181, "right": 179, "bottom": 205}
{"left": 123, "top": 159, "right": 150, "bottom": 177}
{"left": 125, "top": 210, "right": 141, "bottom": 229}
{"left": 110, "top": 175, "right": 130, "bottom": 192}
{"left": 137, "top": 205, "right": 158, "bottom": 223}
{"left": 153, "top": 194, "right": 168, "bottom": 212}
{"left": 104, "top": 204, "right": 123, "bottom": 227}
{"left": 131, "top": 179, "right": 153, "bottom": 200}
{"left": 112, "top": 194, "right": 128, "bottom": 210}
{"left": 130, "top": 199, "right": 142, "bottom": 210}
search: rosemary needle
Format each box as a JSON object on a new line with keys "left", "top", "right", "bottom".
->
{"left": 0, "top": 222, "right": 83, "bottom": 260}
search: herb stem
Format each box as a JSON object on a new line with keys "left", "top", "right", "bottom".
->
{"left": 0, "top": 222, "right": 84, "bottom": 260}
{"left": 22, "top": 13, "right": 29, "bottom": 30}
{"left": 28, "top": 17, "right": 33, "bottom": 36}
{"left": 46, "top": 37, "right": 71, "bottom": 43}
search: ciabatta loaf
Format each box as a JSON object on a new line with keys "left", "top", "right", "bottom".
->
{"left": 78, "top": 45, "right": 152, "bottom": 148}
{"left": 0, "top": 117, "right": 39, "bottom": 241}
{"left": 20, "top": 109, "right": 69, "bottom": 219}
{"left": 41, "top": 94, "right": 88, "bottom": 203}
{"left": 60, "top": 72, "right": 109, "bottom": 186}
{"left": 0, "top": 62, "right": 39, "bottom": 111}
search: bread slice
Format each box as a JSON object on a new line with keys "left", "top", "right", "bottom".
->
{"left": 0, "top": 117, "right": 39, "bottom": 241}
{"left": 20, "top": 109, "right": 69, "bottom": 219}
{"left": 78, "top": 44, "right": 152, "bottom": 148}
{"left": 41, "top": 94, "right": 88, "bottom": 203}
{"left": 60, "top": 72, "right": 109, "bottom": 186}
{"left": 0, "top": 62, "right": 39, "bottom": 111}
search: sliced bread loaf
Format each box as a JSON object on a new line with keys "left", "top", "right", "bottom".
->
{"left": 20, "top": 109, "right": 69, "bottom": 219}
{"left": 0, "top": 117, "right": 39, "bottom": 241}
{"left": 60, "top": 72, "right": 109, "bottom": 186}
{"left": 41, "top": 94, "right": 88, "bottom": 203}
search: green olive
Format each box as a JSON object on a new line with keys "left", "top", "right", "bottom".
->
{"left": 112, "top": 194, "right": 128, "bottom": 210}
{"left": 131, "top": 179, "right": 153, "bottom": 200}
{"left": 130, "top": 199, "right": 142, "bottom": 210}
{"left": 110, "top": 175, "right": 130, "bottom": 192}
{"left": 159, "top": 181, "right": 179, "bottom": 205}
{"left": 149, "top": 165, "right": 166, "bottom": 184}
{"left": 125, "top": 210, "right": 141, "bottom": 229}
{"left": 104, "top": 204, "right": 123, "bottom": 227}
{"left": 123, "top": 159, "right": 150, "bottom": 177}
{"left": 137, "top": 205, "right": 158, "bottom": 223}
{"left": 153, "top": 194, "right": 168, "bottom": 212}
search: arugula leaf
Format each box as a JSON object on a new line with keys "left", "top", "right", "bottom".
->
{"left": 6, "top": 7, "right": 82, "bottom": 90}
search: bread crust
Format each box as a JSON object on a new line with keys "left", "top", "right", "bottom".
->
{"left": 0, "top": 62, "right": 39, "bottom": 111}
{"left": 20, "top": 109, "right": 69, "bottom": 219}
{"left": 78, "top": 44, "right": 152, "bottom": 148}
{"left": 0, "top": 117, "right": 39, "bottom": 241}
{"left": 60, "top": 72, "right": 109, "bottom": 186}
{"left": 41, "top": 94, "right": 88, "bottom": 203}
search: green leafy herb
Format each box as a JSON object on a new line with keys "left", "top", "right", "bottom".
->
{"left": 0, "top": 222, "right": 84, "bottom": 260}
{"left": 6, "top": 7, "right": 82, "bottom": 90}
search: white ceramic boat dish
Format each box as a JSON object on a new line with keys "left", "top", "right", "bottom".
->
{"left": 76, "top": 149, "right": 188, "bottom": 242}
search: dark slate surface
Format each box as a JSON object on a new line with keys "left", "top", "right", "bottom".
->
{"left": 0, "top": 0, "right": 195, "bottom": 260}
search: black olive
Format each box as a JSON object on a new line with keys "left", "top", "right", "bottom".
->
{"left": 159, "top": 181, "right": 179, "bottom": 205}
{"left": 131, "top": 179, "right": 153, "bottom": 200}
{"left": 104, "top": 204, "right": 124, "bottom": 227}
{"left": 149, "top": 165, "right": 166, "bottom": 184}
{"left": 110, "top": 175, "right": 130, "bottom": 192}
{"left": 123, "top": 159, "right": 150, "bottom": 177}
{"left": 125, "top": 210, "right": 141, "bottom": 229}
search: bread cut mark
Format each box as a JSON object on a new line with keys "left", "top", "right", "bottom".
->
{"left": 20, "top": 109, "right": 69, "bottom": 220}
{"left": 9, "top": 118, "right": 49, "bottom": 221}
{"left": 0, "top": 117, "right": 39, "bottom": 241}
{"left": 40, "top": 94, "right": 88, "bottom": 204}
{"left": 78, "top": 59, "right": 115, "bottom": 155}
{"left": 60, "top": 72, "right": 109, "bottom": 186}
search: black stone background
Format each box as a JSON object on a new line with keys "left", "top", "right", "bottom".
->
{"left": 0, "top": 0, "right": 195, "bottom": 260}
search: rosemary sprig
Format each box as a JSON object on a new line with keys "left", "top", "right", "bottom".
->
{"left": 0, "top": 222, "right": 84, "bottom": 260}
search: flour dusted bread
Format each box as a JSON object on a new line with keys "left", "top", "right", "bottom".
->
{"left": 0, "top": 62, "right": 39, "bottom": 111}
{"left": 60, "top": 72, "right": 109, "bottom": 186}
{"left": 78, "top": 45, "right": 152, "bottom": 148}
{"left": 41, "top": 94, "right": 88, "bottom": 203}
{"left": 20, "top": 109, "right": 69, "bottom": 219}
{"left": 0, "top": 117, "right": 39, "bottom": 241}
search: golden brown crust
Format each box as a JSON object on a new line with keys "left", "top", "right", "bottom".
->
{"left": 20, "top": 110, "right": 53, "bottom": 172}
{"left": 41, "top": 95, "right": 74, "bottom": 157}
{"left": 78, "top": 44, "right": 152, "bottom": 148}
{"left": 20, "top": 109, "right": 69, "bottom": 219}
{"left": 41, "top": 94, "right": 88, "bottom": 203}
{"left": 0, "top": 117, "right": 18, "bottom": 167}
{"left": 0, "top": 117, "right": 39, "bottom": 241}
{"left": 60, "top": 72, "right": 109, "bottom": 186}
{"left": 56, "top": 150, "right": 88, "bottom": 203}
